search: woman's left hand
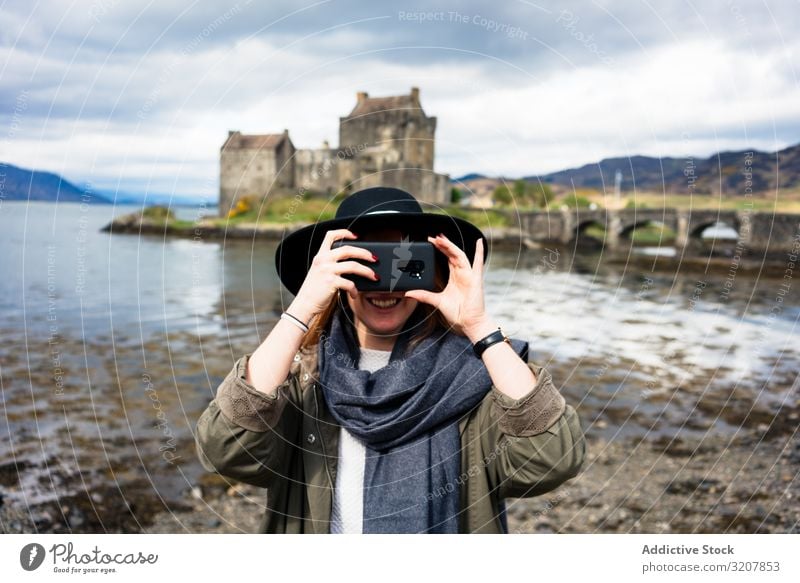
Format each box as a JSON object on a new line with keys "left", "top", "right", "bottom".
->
{"left": 403, "top": 234, "right": 489, "bottom": 337}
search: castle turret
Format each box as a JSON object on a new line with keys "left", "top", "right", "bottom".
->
{"left": 336, "top": 87, "right": 446, "bottom": 204}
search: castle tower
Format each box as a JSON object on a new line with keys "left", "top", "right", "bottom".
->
{"left": 337, "top": 87, "right": 447, "bottom": 204}
{"left": 218, "top": 129, "right": 295, "bottom": 216}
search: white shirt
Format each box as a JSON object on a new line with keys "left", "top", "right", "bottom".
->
{"left": 329, "top": 347, "right": 392, "bottom": 534}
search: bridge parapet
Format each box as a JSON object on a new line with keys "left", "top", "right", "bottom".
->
{"left": 512, "top": 208, "right": 800, "bottom": 254}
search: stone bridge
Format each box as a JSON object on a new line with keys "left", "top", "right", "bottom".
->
{"left": 517, "top": 209, "right": 800, "bottom": 254}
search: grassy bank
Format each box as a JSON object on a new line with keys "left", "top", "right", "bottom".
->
{"left": 107, "top": 188, "right": 800, "bottom": 242}
{"left": 590, "top": 187, "right": 800, "bottom": 212}
{"left": 132, "top": 199, "right": 511, "bottom": 232}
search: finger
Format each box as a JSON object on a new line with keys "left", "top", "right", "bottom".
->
{"left": 472, "top": 237, "right": 484, "bottom": 273}
{"left": 334, "top": 277, "right": 358, "bottom": 300}
{"left": 403, "top": 289, "right": 440, "bottom": 307}
{"left": 334, "top": 260, "right": 378, "bottom": 281}
{"left": 323, "top": 228, "right": 358, "bottom": 250}
{"left": 331, "top": 244, "right": 376, "bottom": 264}
{"left": 429, "top": 234, "right": 469, "bottom": 268}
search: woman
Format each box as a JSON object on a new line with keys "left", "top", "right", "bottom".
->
{"left": 195, "top": 186, "right": 585, "bottom": 534}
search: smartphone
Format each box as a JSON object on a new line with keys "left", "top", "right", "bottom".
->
{"left": 331, "top": 240, "right": 436, "bottom": 292}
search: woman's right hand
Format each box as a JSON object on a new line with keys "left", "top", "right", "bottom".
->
{"left": 291, "top": 229, "right": 378, "bottom": 318}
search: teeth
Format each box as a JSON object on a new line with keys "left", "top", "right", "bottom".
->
{"left": 369, "top": 298, "right": 399, "bottom": 308}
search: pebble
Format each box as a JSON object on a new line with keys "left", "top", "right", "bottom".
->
{"left": 69, "top": 513, "right": 85, "bottom": 528}
{"left": 226, "top": 484, "right": 245, "bottom": 497}
{"left": 34, "top": 510, "right": 53, "bottom": 528}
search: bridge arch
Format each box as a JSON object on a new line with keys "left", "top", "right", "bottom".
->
{"left": 689, "top": 219, "right": 740, "bottom": 240}
{"left": 619, "top": 219, "right": 675, "bottom": 240}
{"left": 573, "top": 219, "right": 607, "bottom": 246}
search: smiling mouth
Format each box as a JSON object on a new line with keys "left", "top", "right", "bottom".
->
{"left": 366, "top": 296, "right": 401, "bottom": 309}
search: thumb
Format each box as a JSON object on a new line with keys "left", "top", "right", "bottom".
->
{"left": 404, "top": 289, "right": 439, "bottom": 306}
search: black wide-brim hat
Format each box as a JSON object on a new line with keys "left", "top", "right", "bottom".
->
{"left": 275, "top": 186, "right": 488, "bottom": 296}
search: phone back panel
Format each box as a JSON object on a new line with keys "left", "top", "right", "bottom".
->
{"left": 331, "top": 240, "right": 436, "bottom": 292}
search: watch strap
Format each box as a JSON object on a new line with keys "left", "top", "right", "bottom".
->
{"left": 473, "top": 327, "right": 511, "bottom": 358}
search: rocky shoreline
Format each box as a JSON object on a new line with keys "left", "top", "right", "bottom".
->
{"left": 2, "top": 415, "right": 796, "bottom": 535}
{"left": 142, "top": 432, "right": 797, "bottom": 534}
{"left": 100, "top": 211, "right": 303, "bottom": 240}
{"left": 100, "top": 210, "right": 532, "bottom": 248}
{"left": 13, "top": 431, "right": 778, "bottom": 535}
{"left": 508, "top": 432, "right": 799, "bottom": 534}
{"left": 100, "top": 211, "right": 795, "bottom": 274}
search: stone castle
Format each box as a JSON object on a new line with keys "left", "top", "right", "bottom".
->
{"left": 219, "top": 87, "right": 450, "bottom": 216}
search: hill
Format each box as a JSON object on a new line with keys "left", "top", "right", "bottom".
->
{"left": 525, "top": 143, "right": 800, "bottom": 194}
{"left": 0, "top": 162, "right": 111, "bottom": 203}
{"left": 451, "top": 173, "right": 487, "bottom": 183}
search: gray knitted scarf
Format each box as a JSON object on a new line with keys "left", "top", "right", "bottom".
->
{"left": 318, "top": 305, "right": 528, "bottom": 533}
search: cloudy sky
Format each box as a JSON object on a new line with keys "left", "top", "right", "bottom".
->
{"left": 1, "top": 0, "right": 799, "bottom": 201}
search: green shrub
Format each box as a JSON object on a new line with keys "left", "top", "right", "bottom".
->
{"left": 331, "top": 190, "right": 348, "bottom": 204}
{"left": 530, "top": 182, "right": 556, "bottom": 208}
{"left": 560, "top": 193, "right": 592, "bottom": 208}
{"left": 493, "top": 185, "right": 513, "bottom": 206}
{"left": 624, "top": 198, "right": 648, "bottom": 209}
{"left": 142, "top": 206, "right": 175, "bottom": 221}
{"left": 434, "top": 206, "right": 508, "bottom": 229}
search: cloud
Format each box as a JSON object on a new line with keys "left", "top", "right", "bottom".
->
{"left": 434, "top": 36, "right": 800, "bottom": 177}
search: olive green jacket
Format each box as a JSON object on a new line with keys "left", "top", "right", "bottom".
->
{"left": 195, "top": 344, "right": 585, "bottom": 533}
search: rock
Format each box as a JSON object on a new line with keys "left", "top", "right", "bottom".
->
{"left": 625, "top": 498, "right": 649, "bottom": 513}
{"left": 69, "top": 512, "right": 85, "bottom": 529}
{"left": 665, "top": 478, "right": 720, "bottom": 495}
{"left": 226, "top": 484, "right": 245, "bottom": 497}
{"left": 33, "top": 509, "right": 53, "bottom": 529}
{"left": 506, "top": 501, "right": 528, "bottom": 520}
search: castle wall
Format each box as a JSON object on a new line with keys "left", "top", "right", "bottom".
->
{"left": 348, "top": 167, "right": 449, "bottom": 205}
{"left": 274, "top": 138, "right": 296, "bottom": 190}
{"left": 219, "top": 148, "right": 278, "bottom": 215}
{"left": 402, "top": 116, "right": 437, "bottom": 169}
{"left": 294, "top": 148, "right": 340, "bottom": 194}
{"left": 219, "top": 137, "right": 295, "bottom": 214}
{"left": 339, "top": 109, "right": 436, "bottom": 171}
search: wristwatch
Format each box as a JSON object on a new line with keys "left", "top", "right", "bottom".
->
{"left": 473, "top": 327, "right": 511, "bottom": 358}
